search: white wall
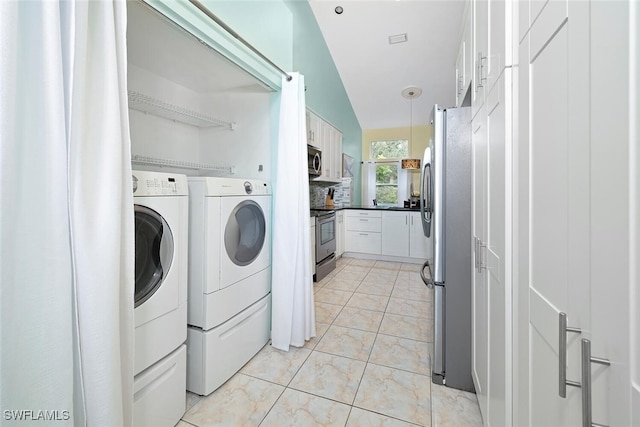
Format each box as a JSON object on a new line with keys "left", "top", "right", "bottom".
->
{"left": 128, "top": 64, "right": 272, "bottom": 179}
{"left": 198, "top": 92, "right": 271, "bottom": 180}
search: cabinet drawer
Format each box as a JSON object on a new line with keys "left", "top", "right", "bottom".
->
{"left": 345, "top": 210, "right": 382, "bottom": 219}
{"left": 346, "top": 216, "right": 381, "bottom": 232}
{"left": 346, "top": 231, "right": 381, "bottom": 255}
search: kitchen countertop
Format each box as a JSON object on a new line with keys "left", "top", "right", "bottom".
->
{"left": 310, "top": 204, "right": 422, "bottom": 215}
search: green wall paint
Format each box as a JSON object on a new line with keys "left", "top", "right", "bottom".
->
{"left": 157, "top": 0, "right": 361, "bottom": 204}
{"left": 203, "top": 1, "right": 293, "bottom": 72}
{"left": 285, "top": 0, "right": 363, "bottom": 205}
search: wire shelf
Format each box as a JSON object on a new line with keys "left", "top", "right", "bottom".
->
{"left": 127, "top": 91, "right": 235, "bottom": 129}
{"left": 131, "top": 155, "right": 235, "bottom": 175}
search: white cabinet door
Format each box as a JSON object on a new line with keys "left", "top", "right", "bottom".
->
{"left": 346, "top": 231, "right": 381, "bottom": 255}
{"left": 409, "top": 212, "right": 431, "bottom": 259}
{"left": 381, "top": 211, "right": 409, "bottom": 257}
{"left": 486, "top": 70, "right": 510, "bottom": 427}
{"left": 471, "top": 102, "right": 489, "bottom": 423}
{"left": 455, "top": 41, "right": 465, "bottom": 107}
{"left": 463, "top": 1, "right": 473, "bottom": 98}
{"left": 589, "top": 3, "right": 636, "bottom": 425}
{"left": 311, "top": 116, "right": 341, "bottom": 184}
{"left": 456, "top": 1, "right": 473, "bottom": 106}
{"left": 320, "top": 121, "right": 332, "bottom": 180}
{"left": 472, "top": 0, "right": 488, "bottom": 118}
{"left": 525, "top": 1, "right": 589, "bottom": 425}
{"left": 306, "top": 110, "right": 321, "bottom": 149}
{"left": 330, "top": 126, "right": 342, "bottom": 181}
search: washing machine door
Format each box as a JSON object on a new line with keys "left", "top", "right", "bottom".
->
{"left": 224, "top": 200, "right": 266, "bottom": 266}
{"left": 134, "top": 205, "right": 174, "bottom": 308}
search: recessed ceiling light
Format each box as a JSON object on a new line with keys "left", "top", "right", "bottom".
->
{"left": 388, "top": 33, "right": 408, "bottom": 45}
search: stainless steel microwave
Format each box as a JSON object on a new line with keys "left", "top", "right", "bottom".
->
{"left": 308, "top": 145, "right": 322, "bottom": 177}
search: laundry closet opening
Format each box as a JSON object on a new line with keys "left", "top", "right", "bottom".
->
{"left": 126, "top": 0, "right": 276, "bottom": 180}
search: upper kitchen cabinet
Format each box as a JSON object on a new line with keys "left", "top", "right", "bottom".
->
{"left": 455, "top": 1, "right": 473, "bottom": 107}
{"left": 306, "top": 110, "right": 322, "bottom": 149}
{"left": 309, "top": 110, "right": 342, "bottom": 184}
{"left": 471, "top": 0, "right": 512, "bottom": 118}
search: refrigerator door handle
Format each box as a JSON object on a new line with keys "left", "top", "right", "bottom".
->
{"left": 420, "top": 158, "right": 432, "bottom": 237}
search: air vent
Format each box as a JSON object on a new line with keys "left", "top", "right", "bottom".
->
{"left": 388, "top": 33, "right": 408, "bottom": 45}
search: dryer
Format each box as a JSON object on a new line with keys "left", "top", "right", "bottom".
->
{"left": 132, "top": 170, "right": 188, "bottom": 427}
{"left": 186, "top": 177, "right": 271, "bottom": 395}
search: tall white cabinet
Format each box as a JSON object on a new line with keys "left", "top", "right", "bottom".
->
{"left": 468, "top": 0, "right": 638, "bottom": 426}
{"left": 469, "top": 0, "right": 512, "bottom": 425}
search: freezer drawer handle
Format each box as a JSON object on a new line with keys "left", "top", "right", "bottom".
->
{"left": 580, "top": 339, "right": 610, "bottom": 427}
{"left": 558, "top": 312, "right": 582, "bottom": 398}
{"left": 420, "top": 260, "right": 434, "bottom": 289}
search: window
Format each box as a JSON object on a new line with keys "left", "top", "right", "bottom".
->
{"left": 375, "top": 162, "right": 398, "bottom": 205}
{"left": 370, "top": 139, "right": 408, "bottom": 160}
{"left": 366, "top": 140, "right": 409, "bottom": 206}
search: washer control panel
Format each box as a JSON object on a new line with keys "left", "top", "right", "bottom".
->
{"left": 132, "top": 170, "right": 188, "bottom": 196}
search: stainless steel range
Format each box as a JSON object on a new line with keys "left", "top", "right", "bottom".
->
{"left": 311, "top": 210, "right": 336, "bottom": 281}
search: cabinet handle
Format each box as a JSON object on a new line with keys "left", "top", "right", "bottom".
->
{"left": 476, "top": 51, "right": 487, "bottom": 92}
{"left": 359, "top": 233, "right": 369, "bottom": 236}
{"left": 475, "top": 237, "right": 487, "bottom": 272}
{"left": 581, "top": 339, "right": 610, "bottom": 427}
{"left": 359, "top": 219, "right": 369, "bottom": 222}
{"left": 558, "top": 312, "right": 582, "bottom": 398}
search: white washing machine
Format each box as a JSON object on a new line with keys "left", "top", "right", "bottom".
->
{"left": 186, "top": 177, "right": 271, "bottom": 395}
{"left": 132, "top": 170, "right": 188, "bottom": 426}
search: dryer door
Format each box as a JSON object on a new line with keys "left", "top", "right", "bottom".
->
{"left": 135, "top": 205, "right": 174, "bottom": 308}
{"left": 224, "top": 200, "right": 266, "bottom": 267}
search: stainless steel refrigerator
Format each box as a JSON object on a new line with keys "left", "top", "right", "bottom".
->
{"left": 419, "top": 104, "right": 474, "bottom": 392}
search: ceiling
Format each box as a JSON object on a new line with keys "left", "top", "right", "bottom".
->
{"left": 309, "top": 0, "right": 466, "bottom": 130}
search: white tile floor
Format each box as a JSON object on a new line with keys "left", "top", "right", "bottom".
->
{"left": 178, "top": 258, "right": 483, "bottom": 427}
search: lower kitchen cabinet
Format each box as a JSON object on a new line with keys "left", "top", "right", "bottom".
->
{"left": 409, "top": 212, "right": 431, "bottom": 259}
{"left": 345, "top": 210, "right": 381, "bottom": 255}
{"left": 381, "top": 211, "right": 409, "bottom": 257}
{"left": 344, "top": 210, "right": 431, "bottom": 260}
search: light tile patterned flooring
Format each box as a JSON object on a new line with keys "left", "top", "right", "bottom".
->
{"left": 178, "top": 258, "right": 483, "bottom": 427}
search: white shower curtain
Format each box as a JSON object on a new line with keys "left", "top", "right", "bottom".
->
{"left": 271, "top": 73, "right": 316, "bottom": 351}
{"left": 0, "top": 1, "right": 134, "bottom": 425}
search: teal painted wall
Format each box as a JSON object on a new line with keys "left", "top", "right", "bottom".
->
{"left": 193, "top": 0, "right": 362, "bottom": 204}
{"left": 203, "top": 1, "right": 293, "bottom": 71}
{"left": 285, "top": 0, "right": 363, "bottom": 205}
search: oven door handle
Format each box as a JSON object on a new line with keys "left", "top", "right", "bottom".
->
{"left": 317, "top": 213, "right": 336, "bottom": 224}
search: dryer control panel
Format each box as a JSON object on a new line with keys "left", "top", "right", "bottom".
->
{"left": 196, "top": 177, "right": 271, "bottom": 196}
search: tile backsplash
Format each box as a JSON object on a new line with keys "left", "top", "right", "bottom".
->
{"left": 310, "top": 178, "right": 352, "bottom": 207}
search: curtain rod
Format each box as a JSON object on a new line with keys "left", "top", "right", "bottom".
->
{"left": 187, "top": 0, "right": 293, "bottom": 82}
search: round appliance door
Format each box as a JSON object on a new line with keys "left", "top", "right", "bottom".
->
{"left": 134, "top": 205, "right": 174, "bottom": 308}
{"left": 224, "top": 200, "right": 266, "bottom": 266}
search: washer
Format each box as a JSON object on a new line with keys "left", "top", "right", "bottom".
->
{"left": 186, "top": 177, "right": 271, "bottom": 395}
{"left": 132, "top": 170, "right": 188, "bottom": 426}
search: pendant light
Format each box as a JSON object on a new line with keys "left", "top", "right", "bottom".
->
{"left": 401, "top": 86, "right": 422, "bottom": 170}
